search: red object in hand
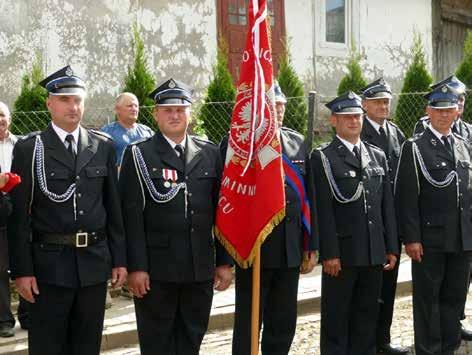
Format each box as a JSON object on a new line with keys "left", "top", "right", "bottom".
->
{"left": 0, "top": 173, "right": 21, "bottom": 193}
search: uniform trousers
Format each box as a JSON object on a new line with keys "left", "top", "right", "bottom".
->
{"left": 320, "top": 265, "right": 383, "bottom": 355}
{"left": 412, "top": 252, "right": 470, "bottom": 355}
{"left": 0, "top": 233, "right": 14, "bottom": 328}
{"left": 376, "top": 258, "right": 400, "bottom": 345}
{"left": 134, "top": 280, "right": 213, "bottom": 355}
{"left": 232, "top": 267, "right": 299, "bottom": 355}
{"left": 28, "top": 282, "right": 107, "bottom": 355}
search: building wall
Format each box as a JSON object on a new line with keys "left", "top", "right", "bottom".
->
{"left": 0, "top": 0, "right": 218, "bottom": 110}
{"left": 285, "top": 0, "right": 433, "bottom": 98}
{"left": 0, "top": 0, "right": 434, "bottom": 114}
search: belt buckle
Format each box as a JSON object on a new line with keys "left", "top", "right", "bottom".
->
{"left": 75, "top": 232, "right": 88, "bottom": 248}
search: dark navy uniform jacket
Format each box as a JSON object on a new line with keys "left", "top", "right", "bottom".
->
{"left": 311, "top": 137, "right": 399, "bottom": 266}
{"left": 8, "top": 124, "right": 126, "bottom": 288}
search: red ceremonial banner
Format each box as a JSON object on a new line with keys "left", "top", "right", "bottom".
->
{"left": 214, "top": 0, "right": 285, "bottom": 268}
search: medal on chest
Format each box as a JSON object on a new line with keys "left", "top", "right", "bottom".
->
{"left": 162, "top": 168, "right": 178, "bottom": 188}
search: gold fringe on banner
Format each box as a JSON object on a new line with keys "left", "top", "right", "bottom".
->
{"left": 214, "top": 207, "right": 286, "bottom": 268}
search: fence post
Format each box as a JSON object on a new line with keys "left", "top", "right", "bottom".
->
{"left": 307, "top": 91, "right": 317, "bottom": 151}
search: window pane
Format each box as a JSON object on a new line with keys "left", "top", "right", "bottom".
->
{"left": 229, "top": 14, "right": 238, "bottom": 25}
{"left": 326, "top": 0, "right": 345, "bottom": 43}
{"left": 238, "top": 0, "right": 246, "bottom": 14}
{"left": 239, "top": 15, "right": 247, "bottom": 25}
{"left": 228, "top": 0, "right": 237, "bottom": 13}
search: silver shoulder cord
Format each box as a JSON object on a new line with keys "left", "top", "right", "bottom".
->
{"left": 411, "top": 142, "right": 459, "bottom": 206}
{"left": 131, "top": 145, "right": 188, "bottom": 217}
{"left": 319, "top": 150, "right": 366, "bottom": 212}
{"left": 33, "top": 136, "right": 78, "bottom": 220}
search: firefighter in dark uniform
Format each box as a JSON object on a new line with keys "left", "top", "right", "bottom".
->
{"left": 311, "top": 91, "right": 399, "bottom": 355}
{"left": 359, "top": 78, "right": 409, "bottom": 354}
{"left": 395, "top": 84, "right": 472, "bottom": 354}
{"left": 417, "top": 76, "right": 472, "bottom": 341}
{"left": 227, "top": 83, "right": 317, "bottom": 355}
{"left": 413, "top": 75, "right": 472, "bottom": 144}
{"left": 120, "top": 78, "right": 233, "bottom": 355}
{"left": 7, "top": 66, "right": 127, "bottom": 355}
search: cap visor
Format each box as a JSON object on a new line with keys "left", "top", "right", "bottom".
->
{"left": 49, "top": 88, "right": 86, "bottom": 97}
{"left": 334, "top": 107, "right": 365, "bottom": 115}
{"left": 364, "top": 92, "right": 392, "bottom": 100}
{"left": 429, "top": 102, "right": 458, "bottom": 109}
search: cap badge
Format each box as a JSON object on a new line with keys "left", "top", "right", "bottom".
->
{"left": 379, "top": 78, "right": 385, "bottom": 85}
{"left": 65, "top": 67, "right": 73, "bottom": 77}
{"left": 169, "top": 80, "right": 176, "bottom": 89}
{"left": 348, "top": 92, "right": 354, "bottom": 99}
{"left": 442, "top": 86, "right": 448, "bottom": 93}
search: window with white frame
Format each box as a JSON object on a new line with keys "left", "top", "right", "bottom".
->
{"left": 315, "top": 0, "right": 358, "bottom": 57}
{"left": 326, "top": 0, "right": 345, "bottom": 43}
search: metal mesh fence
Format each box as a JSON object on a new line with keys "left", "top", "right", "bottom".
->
{"left": 10, "top": 92, "right": 463, "bottom": 145}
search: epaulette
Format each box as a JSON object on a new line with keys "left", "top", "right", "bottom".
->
{"left": 364, "top": 141, "right": 383, "bottom": 152}
{"left": 191, "top": 135, "right": 216, "bottom": 145}
{"left": 387, "top": 120, "right": 400, "bottom": 129}
{"left": 316, "top": 142, "right": 330, "bottom": 151}
{"left": 418, "top": 116, "right": 429, "bottom": 122}
{"left": 407, "top": 134, "right": 421, "bottom": 142}
{"left": 89, "top": 129, "right": 113, "bottom": 140}
{"left": 281, "top": 127, "right": 304, "bottom": 139}
{"left": 453, "top": 132, "right": 467, "bottom": 142}
{"left": 19, "top": 131, "right": 41, "bottom": 141}
{"left": 129, "top": 136, "right": 153, "bottom": 146}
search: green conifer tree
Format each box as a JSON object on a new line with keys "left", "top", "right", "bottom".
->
{"left": 337, "top": 43, "right": 367, "bottom": 95}
{"left": 277, "top": 48, "right": 308, "bottom": 134}
{"left": 395, "top": 33, "right": 433, "bottom": 137}
{"left": 197, "top": 40, "right": 236, "bottom": 143}
{"left": 122, "top": 23, "right": 156, "bottom": 129}
{"left": 12, "top": 52, "right": 49, "bottom": 135}
{"left": 456, "top": 30, "right": 472, "bottom": 122}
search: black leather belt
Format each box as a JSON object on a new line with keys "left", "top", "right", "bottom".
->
{"left": 34, "top": 231, "right": 106, "bottom": 248}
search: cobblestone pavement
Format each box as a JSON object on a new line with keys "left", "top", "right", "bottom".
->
{"left": 103, "top": 293, "right": 472, "bottom": 354}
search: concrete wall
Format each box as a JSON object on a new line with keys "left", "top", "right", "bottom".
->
{"left": 0, "top": 0, "right": 218, "bottom": 110}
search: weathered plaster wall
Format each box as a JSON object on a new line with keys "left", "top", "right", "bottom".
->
{"left": 0, "top": 0, "right": 217, "bottom": 109}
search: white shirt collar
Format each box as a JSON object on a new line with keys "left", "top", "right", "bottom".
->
{"left": 365, "top": 116, "right": 387, "bottom": 133}
{"left": 337, "top": 135, "right": 361, "bottom": 153}
{"left": 162, "top": 134, "right": 187, "bottom": 150}
{"left": 428, "top": 124, "right": 451, "bottom": 143}
{"left": 51, "top": 122, "right": 80, "bottom": 145}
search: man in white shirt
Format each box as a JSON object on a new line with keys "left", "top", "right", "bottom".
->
{"left": 0, "top": 102, "right": 18, "bottom": 337}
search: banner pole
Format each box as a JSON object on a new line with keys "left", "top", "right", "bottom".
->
{"left": 251, "top": 243, "right": 261, "bottom": 355}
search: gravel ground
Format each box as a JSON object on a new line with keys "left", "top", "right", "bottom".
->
{"left": 103, "top": 293, "right": 472, "bottom": 354}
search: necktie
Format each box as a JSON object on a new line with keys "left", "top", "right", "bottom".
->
{"left": 353, "top": 145, "right": 361, "bottom": 162}
{"left": 175, "top": 144, "right": 185, "bottom": 166}
{"left": 441, "top": 136, "right": 453, "bottom": 158}
{"left": 65, "top": 134, "right": 76, "bottom": 159}
{"left": 379, "top": 126, "right": 388, "bottom": 151}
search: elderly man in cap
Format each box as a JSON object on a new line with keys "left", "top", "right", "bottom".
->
{"left": 7, "top": 65, "right": 127, "bottom": 355}
{"left": 120, "top": 78, "right": 233, "bottom": 355}
{"left": 413, "top": 75, "right": 472, "bottom": 141}
{"left": 359, "top": 78, "right": 408, "bottom": 354}
{"left": 227, "top": 83, "right": 317, "bottom": 355}
{"left": 101, "top": 92, "right": 153, "bottom": 169}
{"left": 311, "top": 91, "right": 398, "bottom": 354}
{"left": 396, "top": 84, "right": 472, "bottom": 354}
